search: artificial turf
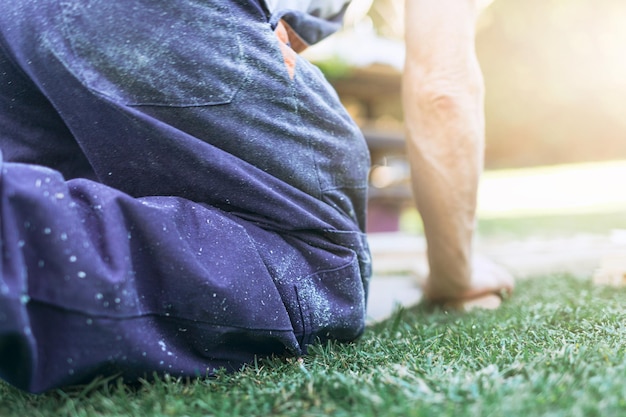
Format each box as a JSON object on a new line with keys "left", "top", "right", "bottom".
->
{"left": 2, "top": 273, "right": 626, "bottom": 416}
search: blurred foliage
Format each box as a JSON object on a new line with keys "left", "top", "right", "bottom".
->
{"left": 314, "top": 55, "right": 354, "bottom": 79}
{"left": 366, "top": 0, "right": 404, "bottom": 40}
{"left": 478, "top": 0, "right": 626, "bottom": 168}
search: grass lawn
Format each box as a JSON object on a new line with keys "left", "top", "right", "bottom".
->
{"left": 400, "top": 208, "right": 626, "bottom": 240}
{"left": 477, "top": 209, "right": 626, "bottom": 239}
{"left": 2, "top": 274, "right": 626, "bottom": 417}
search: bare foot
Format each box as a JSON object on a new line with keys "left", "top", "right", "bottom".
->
{"left": 424, "top": 255, "right": 515, "bottom": 311}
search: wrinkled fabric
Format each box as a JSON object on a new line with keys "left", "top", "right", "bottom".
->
{"left": 260, "top": 0, "right": 350, "bottom": 47}
{"left": 0, "top": 0, "right": 371, "bottom": 393}
{"left": 263, "top": 0, "right": 349, "bottom": 18}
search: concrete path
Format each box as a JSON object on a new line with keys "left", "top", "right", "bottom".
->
{"left": 366, "top": 230, "right": 626, "bottom": 323}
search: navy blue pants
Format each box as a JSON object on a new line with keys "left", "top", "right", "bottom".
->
{"left": 0, "top": 0, "right": 371, "bottom": 393}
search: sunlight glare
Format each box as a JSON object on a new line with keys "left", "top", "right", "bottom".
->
{"left": 478, "top": 160, "right": 626, "bottom": 218}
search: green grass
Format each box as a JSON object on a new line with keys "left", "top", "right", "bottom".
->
{"left": 476, "top": 210, "right": 626, "bottom": 239}
{"left": 400, "top": 208, "right": 626, "bottom": 240}
{"left": 2, "top": 274, "right": 626, "bottom": 416}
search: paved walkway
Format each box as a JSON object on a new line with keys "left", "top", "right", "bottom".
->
{"left": 366, "top": 230, "right": 626, "bottom": 323}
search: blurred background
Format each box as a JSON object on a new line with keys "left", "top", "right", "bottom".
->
{"left": 304, "top": 0, "right": 626, "bottom": 236}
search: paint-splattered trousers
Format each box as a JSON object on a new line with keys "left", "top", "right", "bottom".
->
{"left": 0, "top": 0, "right": 371, "bottom": 393}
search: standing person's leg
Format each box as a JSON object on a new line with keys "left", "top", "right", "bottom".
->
{"left": 0, "top": 0, "right": 371, "bottom": 393}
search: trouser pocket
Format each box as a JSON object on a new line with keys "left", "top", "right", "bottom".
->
{"left": 58, "top": 0, "right": 245, "bottom": 106}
